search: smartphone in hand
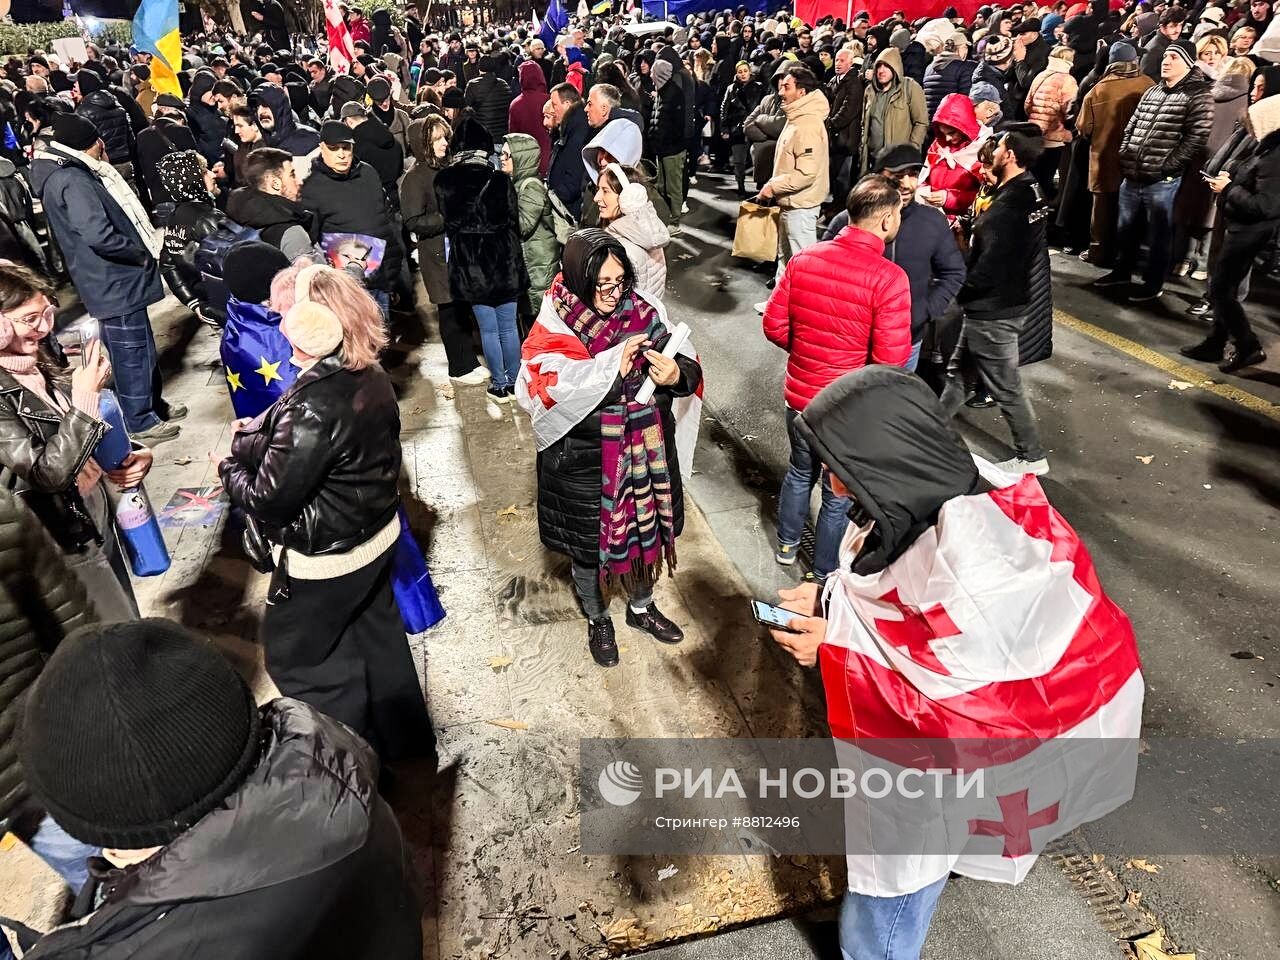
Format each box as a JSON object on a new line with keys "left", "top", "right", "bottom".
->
{"left": 751, "top": 599, "right": 805, "bottom": 633}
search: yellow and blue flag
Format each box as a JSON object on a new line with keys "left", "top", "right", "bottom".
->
{"left": 590, "top": 0, "right": 613, "bottom": 14}
{"left": 131, "top": 0, "right": 183, "bottom": 98}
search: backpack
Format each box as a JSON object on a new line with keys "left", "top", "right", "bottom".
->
{"left": 194, "top": 219, "right": 260, "bottom": 318}
{"left": 546, "top": 188, "right": 577, "bottom": 245}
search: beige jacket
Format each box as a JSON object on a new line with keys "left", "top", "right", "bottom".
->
{"left": 766, "top": 88, "right": 830, "bottom": 210}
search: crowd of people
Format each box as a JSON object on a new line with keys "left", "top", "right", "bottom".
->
{"left": 0, "top": 0, "right": 1274, "bottom": 958}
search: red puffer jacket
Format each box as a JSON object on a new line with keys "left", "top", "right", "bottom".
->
{"left": 920, "top": 93, "right": 986, "bottom": 219}
{"left": 762, "top": 225, "right": 912, "bottom": 411}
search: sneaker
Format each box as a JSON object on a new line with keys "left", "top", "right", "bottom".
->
{"left": 485, "top": 397, "right": 504, "bottom": 421}
{"left": 486, "top": 386, "right": 512, "bottom": 404}
{"left": 965, "top": 392, "right": 996, "bottom": 409}
{"left": 765, "top": 277, "right": 776, "bottom": 290}
{"left": 681, "top": 202, "right": 690, "bottom": 215}
{"left": 132, "top": 421, "right": 181, "bottom": 446}
{"left": 1127, "top": 286, "right": 1163, "bottom": 303}
{"left": 625, "top": 603, "right": 684, "bottom": 644}
{"left": 1185, "top": 299, "right": 1211, "bottom": 317}
{"left": 163, "top": 401, "right": 189, "bottom": 422}
{"left": 775, "top": 542, "right": 800, "bottom": 566}
{"left": 1190, "top": 268, "right": 1209, "bottom": 282}
{"left": 1178, "top": 339, "right": 1225, "bottom": 362}
{"left": 689, "top": 175, "right": 699, "bottom": 186}
{"left": 995, "top": 456, "right": 1050, "bottom": 477}
{"left": 1091, "top": 272, "right": 1130, "bottom": 289}
{"left": 1218, "top": 345, "right": 1267, "bottom": 374}
{"left": 587, "top": 617, "right": 620, "bottom": 667}
{"left": 1173, "top": 259, "right": 1192, "bottom": 278}
{"left": 450, "top": 366, "right": 490, "bottom": 385}
{"left": 753, "top": 301, "right": 767, "bottom": 314}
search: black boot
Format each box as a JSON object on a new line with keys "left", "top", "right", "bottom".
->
{"left": 588, "top": 617, "right": 619, "bottom": 667}
{"left": 1218, "top": 342, "right": 1267, "bottom": 374}
{"left": 625, "top": 603, "right": 684, "bottom": 644}
{"left": 1179, "top": 338, "right": 1226, "bottom": 362}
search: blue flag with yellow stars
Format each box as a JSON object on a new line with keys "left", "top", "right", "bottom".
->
{"left": 220, "top": 297, "right": 296, "bottom": 419}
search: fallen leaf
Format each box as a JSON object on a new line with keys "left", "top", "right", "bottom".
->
{"left": 1203, "top": 484, "right": 1213, "bottom": 490}
{"left": 1210, "top": 806, "right": 1226, "bottom": 814}
{"left": 172, "top": 456, "right": 193, "bottom": 465}
{"left": 1168, "top": 379, "right": 1193, "bottom": 391}
{"left": 1131, "top": 928, "right": 1196, "bottom": 960}
{"left": 439, "top": 385, "right": 455, "bottom": 400}
{"left": 741, "top": 434, "right": 758, "bottom": 441}
{"left": 1126, "top": 858, "right": 1162, "bottom": 874}
{"left": 1126, "top": 889, "right": 1144, "bottom": 908}
{"left": 497, "top": 505, "right": 521, "bottom": 519}
{"left": 487, "top": 655, "right": 513, "bottom": 670}
{"left": 1136, "top": 455, "right": 1154, "bottom": 464}
{"left": 486, "top": 718, "right": 528, "bottom": 731}
{"left": 657, "top": 864, "right": 679, "bottom": 881}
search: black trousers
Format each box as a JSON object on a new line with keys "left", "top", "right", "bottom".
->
{"left": 438, "top": 301, "right": 480, "bottom": 378}
{"left": 262, "top": 545, "right": 434, "bottom": 762}
{"left": 1207, "top": 228, "right": 1267, "bottom": 352}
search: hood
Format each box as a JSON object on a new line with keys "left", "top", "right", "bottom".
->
{"left": 656, "top": 45, "right": 685, "bottom": 76}
{"left": 582, "top": 116, "right": 643, "bottom": 183}
{"left": 890, "top": 27, "right": 912, "bottom": 51}
{"left": 28, "top": 141, "right": 92, "bottom": 196}
{"left": 105, "top": 701, "right": 379, "bottom": 905}
{"left": 187, "top": 69, "right": 216, "bottom": 104}
{"left": 1248, "top": 94, "right": 1280, "bottom": 142}
{"left": 226, "top": 185, "right": 312, "bottom": 229}
{"left": 873, "top": 46, "right": 905, "bottom": 87}
{"left": 355, "top": 116, "right": 396, "bottom": 149}
{"left": 1102, "top": 59, "right": 1141, "bottom": 79}
{"left": 933, "top": 92, "right": 980, "bottom": 141}
{"left": 156, "top": 149, "right": 210, "bottom": 203}
{"left": 1041, "top": 13, "right": 1064, "bottom": 42}
{"left": 519, "top": 59, "right": 547, "bottom": 93}
{"left": 257, "top": 83, "right": 299, "bottom": 139}
{"left": 782, "top": 87, "right": 830, "bottom": 123}
{"left": 1213, "top": 72, "right": 1248, "bottom": 104}
{"left": 406, "top": 116, "right": 430, "bottom": 163}
{"left": 610, "top": 193, "right": 670, "bottom": 249}
{"left": 794, "top": 366, "right": 981, "bottom": 576}
{"left": 503, "top": 132, "right": 541, "bottom": 182}
{"left": 1043, "top": 56, "right": 1071, "bottom": 76}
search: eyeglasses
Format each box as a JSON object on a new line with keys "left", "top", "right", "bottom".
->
{"left": 2, "top": 302, "right": 54, "bottom": 331}
{"left": 595, "top": 280, "right": 627, "bottom": 299}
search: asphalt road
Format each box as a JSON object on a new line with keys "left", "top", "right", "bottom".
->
{"left": 660, "top": 171, "right": 1280, "bottom": 959}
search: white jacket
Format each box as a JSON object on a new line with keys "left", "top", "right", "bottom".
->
{"left": 607, "top": 182, "right": 670, "bottom": 298}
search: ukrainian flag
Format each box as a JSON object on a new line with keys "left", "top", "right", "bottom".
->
{"left": 590, "top": 0, "right": 612, "bottom": 12}
{"left": 132, "top": 0, "right": 183, "bottom": 98}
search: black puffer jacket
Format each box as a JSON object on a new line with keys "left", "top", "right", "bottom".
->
{"left": 158, "top": 200, "right": 226, "bottom": 306}
{"left": 23, "top": 700, "right": 422, "bottom": 960}
{"left": 220, "top": 354, "right": 401, "bottom": 557}
{"left": 923, "top": 55, "right": 977, "bottom": 121}
{"left": 464, "top": 72, "right": 513, "bottom": 141}
{"left": 959, "top": 171, "right": 1052, "bottom": 321}
{"left": 1118, "top": 69, "right": 1213, "bottom": 184}
{"left": 0, "top": 487, "right": 96, "bottom": 823}
{"left": 0, "top": 365, "right": 106, "bottom": 553}
{"left": 1020, "top": 224, "right": 1054, "bottom": 366}
{"left": 537, "top": 326, "right": 702, "bottom": 567}
{"left": 75, "top": 91, "right": 133, "bottom": 164}
{"left": 433, "top": 152, "right": 528, "bottom": 305}
{"left": 299, "top": 157, "right": 404, "bottom": 291}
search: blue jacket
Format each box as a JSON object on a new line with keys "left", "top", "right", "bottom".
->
{"left": 30, "top": 147, "right": 163, "bottom": 318}
{"left": 824, "top": 201, "right": 966, "bottom": 341}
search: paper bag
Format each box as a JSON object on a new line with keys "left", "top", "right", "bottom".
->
{"left": 731, "top": 201, "right": 780, "bottom": 263}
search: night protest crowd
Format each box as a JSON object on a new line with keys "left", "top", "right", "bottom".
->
{"left": 0, "top": 0, "right": 1273, "bottom": 957}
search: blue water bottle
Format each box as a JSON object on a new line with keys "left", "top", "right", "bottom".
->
{"left": 92, "top": 391, "right": 171, "bottom": 577}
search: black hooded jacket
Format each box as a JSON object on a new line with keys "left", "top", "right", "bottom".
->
{"left": 350, "top": 117, "right": 404, "bottom": 206}
{"left": 795, "top": 366, "right": 982, "bottom": 576}
{"left": 22, "top": 700, "right": 422, "bottom": 960}
{"left": 258, "top": 84, "right": 320, "bottom": 156}
{"left": 186, "top": 71, "right": 227, "bottom": 165}
{"left": 299, "top": 157, "right": 403, "bottom": 291}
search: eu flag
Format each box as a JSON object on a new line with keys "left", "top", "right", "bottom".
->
{"left": 220, "top": 297, "right": 297, "bottom": 419}
{"left": 538, "top": 0, "right": 569, "bottom": 51}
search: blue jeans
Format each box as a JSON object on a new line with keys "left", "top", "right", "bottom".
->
{"left": 472, "top": 301, "right": 520, "bottom": 390}
{"left": 0, "top": 813, "right": 97, "bottom": 959}
{"left": 370, "top": 288, "right": 390, "bottom": 320}
{"left": 839, "top": 874, "right": 948, "bottom": 960}
{"left": 905, "top": 339, "right": 923, "bottom": 373}
{"left": 97, "top": 308, "right": 162, "bottom": 433}
{"left": 777, "top": 406, "right": 849, "bottom": 579}
{"left": 1115, "top": 176, "right": 1182, "bottom": 291}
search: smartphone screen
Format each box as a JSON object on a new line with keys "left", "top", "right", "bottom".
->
{"left": 751, "top": 599, "right": 804, "bottom": 633}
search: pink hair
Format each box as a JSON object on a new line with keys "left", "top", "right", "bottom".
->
{"left": 269, "top": 263, "right": 387, "bottom": 371}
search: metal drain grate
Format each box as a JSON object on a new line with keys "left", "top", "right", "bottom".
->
{"left": 1046, "top": 833, "right": 1154, "bottom": 946}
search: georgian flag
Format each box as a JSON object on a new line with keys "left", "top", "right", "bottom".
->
{"left": 514, "top": 291, "right": 702, "bottom": 477}
{"left": 821, "top": 459, "right": 1144, "bottom": 897}
{"left": 324, "top": 0, "right": 357, "bottom": 75}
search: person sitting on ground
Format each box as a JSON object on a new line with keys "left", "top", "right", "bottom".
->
{"left": 593, "top": 162, "right": 670, "bottom": 299}
{"left": 13, "top": 618, "right": 424, "bottom": 959}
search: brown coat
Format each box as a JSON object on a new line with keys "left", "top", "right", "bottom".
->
{"left": 134, "top": 79, "right": 156, "bottom": 119}
{"left": 1077, "top": 64, "right": 1155, "bottom": 193}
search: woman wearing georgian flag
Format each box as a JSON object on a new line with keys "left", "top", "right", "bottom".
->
{"left": 515, "top": 231, "right": 703, "bottom": 668}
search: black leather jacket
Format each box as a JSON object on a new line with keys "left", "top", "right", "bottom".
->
{"left": 220, "top": 354, "right": 401, "bottom": 557}
{"left": 157, "top": 200, "right": 227, "bottom": 306}
{"left": 0, "top": 366, "right": 107, "bottom": 552}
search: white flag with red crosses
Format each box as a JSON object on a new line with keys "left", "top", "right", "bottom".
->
{"left": 820, "top": 460, "right": 1144, "bottom": 896}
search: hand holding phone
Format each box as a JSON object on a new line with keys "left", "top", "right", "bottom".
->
{"left": 751, "top": 599, "right": 804, "bottom": 633}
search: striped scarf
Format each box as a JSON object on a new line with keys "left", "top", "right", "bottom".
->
{"left": 551, "top": 279, "right": 677, "bottom": 588}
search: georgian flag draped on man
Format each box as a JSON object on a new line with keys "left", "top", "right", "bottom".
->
{"left": 793, "top": 368, "right": 1143, "bottom": 897}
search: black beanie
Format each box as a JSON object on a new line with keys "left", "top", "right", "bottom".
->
{"left": 441, "top": 86, "right": 465, "bottom": 109}
{"left": 18, "top": 619, "right": 262, "bottom": 849}
{"left": 50, "top": 113, "right": 100, "bottom": 151}
{"left": 74, "top": 69, "right": 104, "bottom": 96}
{"left": 225, "top": 240, "right": 291, "bottom": 303}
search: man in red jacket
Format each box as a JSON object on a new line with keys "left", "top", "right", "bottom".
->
{"left": 762, "top": 175, "right": 912, "bottom": 581}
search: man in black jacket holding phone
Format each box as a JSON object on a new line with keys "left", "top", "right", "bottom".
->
{"left": 940, "top": 127, "right": 1050, "bottom": 477}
